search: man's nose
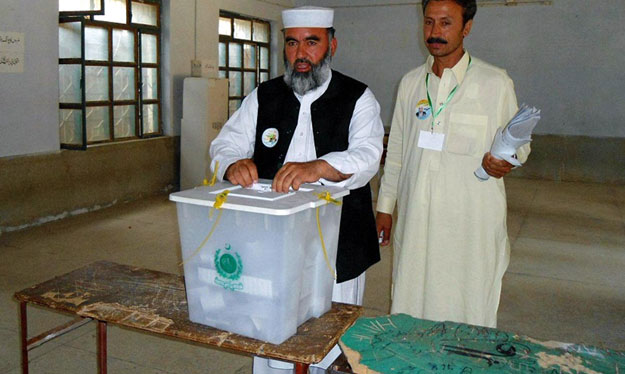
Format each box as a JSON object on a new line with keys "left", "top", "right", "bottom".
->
{"left": 296, "top": 44, "right": 307, "bottom": 59}
{"left": 430, "top": 22, "right": 442, "bottom": 36}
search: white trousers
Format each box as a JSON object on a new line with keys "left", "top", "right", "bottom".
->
{"left": 252, "top": 273, "right": 366, "bottom": 374}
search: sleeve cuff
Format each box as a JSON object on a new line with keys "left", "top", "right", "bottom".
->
{"left": 375, "top": 196, "right": 396, "bottom": 214}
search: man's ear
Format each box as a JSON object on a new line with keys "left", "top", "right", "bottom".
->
{"left": 331, "top": 37, "right": 338, "bottom": 56}
{"left": 463, "top": 19, "right": 473, "bottom": 38}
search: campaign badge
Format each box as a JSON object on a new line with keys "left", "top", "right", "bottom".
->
{"left": 415, "top": 99, "right": 431, "bottom": 120}
{"left": 261, "top": 128, "right": 279, "bottom": 148}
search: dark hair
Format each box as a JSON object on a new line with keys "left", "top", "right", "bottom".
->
{"left": 422, "top": 0, "right": 477, "bottom": 25}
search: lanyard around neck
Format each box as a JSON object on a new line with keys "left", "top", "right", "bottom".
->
{"left": 425, "top": 55, "right": 471, "bottom": 131}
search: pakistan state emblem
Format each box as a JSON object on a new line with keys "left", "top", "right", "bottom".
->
{"left": 214, "top": 243, "right": 243, "bottom": 291}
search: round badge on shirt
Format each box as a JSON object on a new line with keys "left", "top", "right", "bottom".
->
{"left": 415, "top": 99, "right": 431, "bottom": 120}
{"left": 261, "top": 128, "right": 279, "bottom": 148}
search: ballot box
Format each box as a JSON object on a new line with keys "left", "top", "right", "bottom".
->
{"left": 169, "top": 180, "right": 348, "bottom": 344}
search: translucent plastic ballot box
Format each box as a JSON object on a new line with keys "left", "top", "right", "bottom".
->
{"left": 169, "top": 180, "right": 349, "bottom": 344}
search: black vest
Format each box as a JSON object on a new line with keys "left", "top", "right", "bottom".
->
{"left": 254, "top": 71, "right": 380, "bottom": 283}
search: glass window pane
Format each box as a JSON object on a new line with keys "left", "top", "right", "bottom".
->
{"left": 233, "top": 19, "right": 251, "bottom": 40}
{"left": 113, "top": 29, "right": 134, "bottom": 62}
{"left": 260, "top": 72, "right": 269, "bottom": 83}
{"left": 244, "top": 72, "right": 256, "bottom": 96}
{"left": 260, "top": 46, "right": 269, "bottom": 70}
{"left": 253, "top": 22, "right": 269, "bottom": 43}
{"left": 85, "top": 27, "right": 108, "bottom": 61}
{"left": 86, "top": 106, "right": 110, "bottom": 142}
{"left": 141, "top": 33, "right": 158, "bottom": 63}
{"left": 59, "top": 65, "right": 82, "bottom": 103}
{"left": 59, "top": 22, "right": 82, "bottom": 59}
{"left": 85, "top": 66, "right": 109, "bottom": 101}
{"left": 229, "top": 99, "right": 241, "bottom": 117}
{"left": 219, "top": 17, "right": 231, "bottom": 36}
{"left": 59, "top": 109, "right": 83, "bottom": 145}
{"left": 59, "top": 0, "right": 102, "bottom": 12}
{"left": 94, "top": 0, "right": 127, "bottom": 23}
{"left": 142, "top": 68, "right": 158, "bottom": 100}
{"left": 113, "top": 67, "right": 135, "bottom": 100}
{"left": 244, "top": 44, "right": 256, "bottom": 69}
{"left": 142, "top": 104, "right": 159, "bottom": 133}
{"left": 218, "top": 70, "right": 226, "bottom": 79}
{"left": 228, "top": 43, "right": 241, "bottom": 68}
{"left": 218, "top": 42, "right": 226, "bottom": 67}
{"left": 228, "top": 71, "right": 241, "bottom": 97}
{"left": 132, "top": 1, "right": 158, "bottom": 26}
{"left": 114, "top": 105, "right": 136, "bottom": 138}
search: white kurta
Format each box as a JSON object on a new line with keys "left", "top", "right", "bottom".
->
{"left": 377, "top": 52, "right": 530, "bottom": 328}
{"left": 209, "top": 70, "right": 384, "bottom": 190}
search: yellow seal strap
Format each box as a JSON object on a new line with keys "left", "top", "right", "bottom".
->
{"left": 204, "top": 161, "right": 220, "bottom": 186}
{"left": 213, "top": 189, "right": 229, "bottom": 209}
{"left": 180, "top": 189, "right": 229, "bottom": 266}
{"left": 314, "top": 191, "right": 342, "bottom": 206}
{"left": 315, "top": 191, "right": 341, "bottom": 280}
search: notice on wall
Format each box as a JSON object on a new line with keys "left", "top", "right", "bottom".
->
{"left": 0, "top": 32, "right": 24, "bottom": 73}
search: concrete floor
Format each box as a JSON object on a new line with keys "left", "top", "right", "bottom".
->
{"left": 0, "top": 177, "right": 624, "bottom": 373}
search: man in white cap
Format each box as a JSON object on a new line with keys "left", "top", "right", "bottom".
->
{"left": 210, "top": 5, "right": 385, "bottom": 374}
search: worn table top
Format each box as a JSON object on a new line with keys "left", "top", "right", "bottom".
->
{"left": 14, "top": 261, "right": 362, "bottom": 364}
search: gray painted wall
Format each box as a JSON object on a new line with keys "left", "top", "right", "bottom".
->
{"left": 0, "top": 0, "right": 60, "bottom": 158}
{"left": 297, "top": 0, "right": 625, "bottom": 138}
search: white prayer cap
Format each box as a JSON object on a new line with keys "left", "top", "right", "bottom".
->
{"left": 282, "top": 6, "right": 334, "bottom": 29}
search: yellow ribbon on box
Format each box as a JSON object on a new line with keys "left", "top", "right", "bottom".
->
{"left": 203, "top": 161, "right": 219, "bottom": 187}
{"left": 180, "top": 190, "right": 229, "bottom": 266}
{"left": 314, "top": 191, "right": 342, "bottom": 280}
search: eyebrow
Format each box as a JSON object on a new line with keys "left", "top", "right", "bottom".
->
{"left": 285, "top": 35, "right": 322, "bottom": 43}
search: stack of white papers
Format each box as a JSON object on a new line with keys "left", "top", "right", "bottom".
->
{"left": 475, "top": 104, "right": 541, "bottom": 181}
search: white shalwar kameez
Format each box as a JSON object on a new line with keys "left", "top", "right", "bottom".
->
{"left": 210, "top": 71, "right": 384, "bottom": 373}
{"left": 377, "top": 52, "right": 530, "bottom": 328}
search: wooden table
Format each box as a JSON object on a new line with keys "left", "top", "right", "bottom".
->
{"left": 14, "top": 261, "right": 362, "bottom": 374}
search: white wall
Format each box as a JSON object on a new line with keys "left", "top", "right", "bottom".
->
{"left": 297, "top": 0, "right": 625, "bottom": 138}
{"left": 0, "top": 0, "right": 60, "bottom": 158}
{"left": 162, "top": 0, "right": 293, "bottom": 137}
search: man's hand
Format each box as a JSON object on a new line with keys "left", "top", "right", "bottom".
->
{"left": 225, "top": 158, "right": 258, "bottom": 187}
{"left": 272, "top": 160, "right": 326, "bottom": 192}
{"left": 376, "top": 212, "right": 393, "bottom": 246}
{"left": 481, "top": 152, "right": 514, "bottom": 179}
{"left": 272, "top": 160, "right": 353, "bottom": 192}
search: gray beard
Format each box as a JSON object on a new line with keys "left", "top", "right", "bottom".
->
{"left": 283, "top": 52, "right": 332, "bottom": 96}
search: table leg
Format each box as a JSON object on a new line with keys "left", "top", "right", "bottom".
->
{"left": 295, "top": 363, "right": 309, "bottom": 374}
{"left": 19, "top": 301, "right": 28, "bottom": 374}
{"left": 97, "top": 321, "right": 107, "bottom": 374}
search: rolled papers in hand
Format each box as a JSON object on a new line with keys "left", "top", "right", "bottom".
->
{"left": 475, "top": 104, "right": 541, "bottom": 181}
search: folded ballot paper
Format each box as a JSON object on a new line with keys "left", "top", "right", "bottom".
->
{"left": 474, "top": 104, "right": 541, "bottom": 181}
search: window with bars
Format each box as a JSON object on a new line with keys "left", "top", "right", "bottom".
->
{"left": 218, "top": 12, "right": 271, "bottom": 117}
{"left": 58, "top": 0, "right": 162, "bottom": 149}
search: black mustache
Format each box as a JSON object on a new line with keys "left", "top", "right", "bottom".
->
{"left": 295, "top": 58, "right": 312, "bottom": 65}
{"left": 427, "top": 37, "right": 448, "bottom": 44}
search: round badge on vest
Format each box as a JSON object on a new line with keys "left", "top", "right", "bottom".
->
{"left": 415, "top": 99, "right": 431, "bottom": 120}
{"left": 261, "top": 128, "right": 279, "bottom": 148}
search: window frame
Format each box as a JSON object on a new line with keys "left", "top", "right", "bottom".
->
{"left": 59, "top": 0, "right": 105, "bottom": 17}
{"left": 58, "top": 0, "right": 162, "bottom": 150}
{"left": 218, "top": 11, "right": 271, "bottom": 117}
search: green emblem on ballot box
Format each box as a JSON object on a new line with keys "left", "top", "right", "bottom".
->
{"left": 214, "top": 244, "right": 243, "bottom": 291}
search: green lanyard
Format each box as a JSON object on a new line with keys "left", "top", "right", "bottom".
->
{"left": 425, "top": 56, "right": 471, "bottom": 131}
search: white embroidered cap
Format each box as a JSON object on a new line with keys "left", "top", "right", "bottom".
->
{"left": 282, "top": 6, "right": 334, "bottom": 28}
